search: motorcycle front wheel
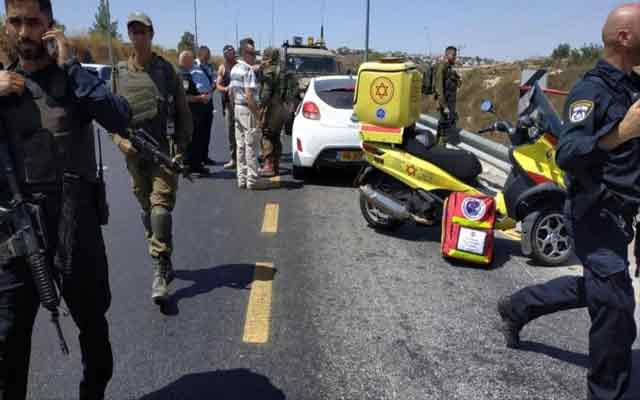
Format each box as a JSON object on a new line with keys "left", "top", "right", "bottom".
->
{"left": 359, "top": 192, "right": 403, "bottom": 231}
{"left": 530, "top": 210, "right": 572, "bottom": 266}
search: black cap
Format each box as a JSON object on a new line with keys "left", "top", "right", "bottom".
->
{"left": 223, "top": 45, "right": 234, "bottom": 53}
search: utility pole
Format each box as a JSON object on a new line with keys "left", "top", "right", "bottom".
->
{"left": 271, "top": 0, "right": 275, "bottom": 47}
{"left": 194, "top": 0, "right": 199, "bottom": 48}
{"left": 235, "top": 13, "right": 239, "bottom": 50}
{"left": 364, "top": 0, "right": 370, "bottom": 62}
{"left": 105, "top": 0, "right": 114, "bottom": 65}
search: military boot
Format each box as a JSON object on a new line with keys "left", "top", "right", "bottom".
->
{"left": 260, "top": 158, "right": 276, "bottom": 177}
{"left": 151, "top": 262, "right": 170, "bottom": 305}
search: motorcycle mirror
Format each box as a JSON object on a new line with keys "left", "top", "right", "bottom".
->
{"left": 480, "top": 99, "right": 495, "bottom": 114}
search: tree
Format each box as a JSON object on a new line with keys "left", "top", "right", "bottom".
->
{"left": 90, "top": 0, "right": 120, "bottom": 39}
{"left": 551, "top": 43, "right": 571, "bottom": 60}
{"left": 177, "top": 32, "right": 196, "bottom": 53}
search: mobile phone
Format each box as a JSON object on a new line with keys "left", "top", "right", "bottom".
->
{"left": 45, "top": 22, "right": 57, "bottom": 58}
{"left": 46, "top": 40, "right": 57, "bottom": 58}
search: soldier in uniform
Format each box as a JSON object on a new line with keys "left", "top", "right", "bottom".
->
{"left": 257, "top": 47, "right": 294, "bottom": 177}
{"left": 433, "top": 46, "right": 461, "bottom": 144}
{"left": 0, "top": 0, "right": 131, "bottom": 398}
{"left": 112, "top": 12, "right": 192, "bottom": 304}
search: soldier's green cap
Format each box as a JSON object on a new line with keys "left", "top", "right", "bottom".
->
{"left": 127, "top": 12, "right": 153, "bottom": 29}
{"left": 263, "top": 47, "right": 279, "bottom": 61}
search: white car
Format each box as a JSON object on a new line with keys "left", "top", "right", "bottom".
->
{"left": 81, "top": 63, "right": 113, "bottom": 91}
{"left": 291, "top": 75, "right": 364, "bottom": 180}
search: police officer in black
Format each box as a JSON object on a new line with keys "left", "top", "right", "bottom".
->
{"left": 0, "top": 0, "right": 131, "bottom": 399}
{"left": 178, "top": 49, "right": 211, "bottom": 175}
{"left": 498, "top": 4, "right": 640, "bottom": 399}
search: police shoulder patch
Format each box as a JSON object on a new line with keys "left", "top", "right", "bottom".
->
{"left": 568, "top": 100, "right": 594, "bottom": 123}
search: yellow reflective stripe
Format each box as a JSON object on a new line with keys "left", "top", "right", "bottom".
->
{"left": 447, "top": 249, "right": 491, "bottom": 265}
{"left": 451, "top": 216, "right": 493, "bottom": 229}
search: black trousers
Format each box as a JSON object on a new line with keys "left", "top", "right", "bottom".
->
{"left": 510, "top": 206, "right": 636, "bottom": 400}
{"left": 198, "top": 104, "right": 214, "bottom": 163}
{"left": 0, "top": 186, "right": 113, "bottom": 400}
{"left": 187, "top": 106, "right": 213, "bottom": 168}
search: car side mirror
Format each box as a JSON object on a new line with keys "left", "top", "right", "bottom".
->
{"left": 480, "top": 99, "right": 495, "bottom": 114}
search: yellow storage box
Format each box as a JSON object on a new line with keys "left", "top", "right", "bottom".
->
{"left": 354, "top": 58, "right": 423, "bottom": 129}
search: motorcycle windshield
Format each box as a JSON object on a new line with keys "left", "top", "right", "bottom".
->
{"left": 519, "top": 83, "right": 563, "bottom": 138}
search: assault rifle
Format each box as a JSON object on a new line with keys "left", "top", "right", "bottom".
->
{"left": 0, "top": 139, "right": 69, "bottom": 355}
{"left": 128, "top": 128, "right": 192, "bottom": 181}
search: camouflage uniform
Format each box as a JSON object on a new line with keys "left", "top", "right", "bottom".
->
{"left": 113, "top": 53, "right": 192, "bottom": 301}
{"left": 258, "top": 48, "right": 297, "bottom": 176}
{"left": 433, "top": 61, "right": 461, "bottom": 144}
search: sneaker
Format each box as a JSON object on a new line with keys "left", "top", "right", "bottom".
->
{"left": 224, "top": 160, "right": 236, "bottom": 170}
{"left": 497, "top": 295, "right": 523, "bottom": 349}
{"left": 238, "top": 181, "right": 247, "bottom": 189}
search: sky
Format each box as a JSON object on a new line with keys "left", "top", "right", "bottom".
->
{"left": 2, "top": 0, "right": 630, "bottom": 60}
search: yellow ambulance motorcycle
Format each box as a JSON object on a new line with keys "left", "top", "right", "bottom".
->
{"left": 354, "top": 59, "right": 572, "bottom": 266}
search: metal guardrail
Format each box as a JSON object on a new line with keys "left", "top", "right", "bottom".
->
{"left": 418, "top": 114, "right": 512, "bottom": 174}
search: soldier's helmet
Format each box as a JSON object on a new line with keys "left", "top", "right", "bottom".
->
{"left": 263, "top": 47, "right": 280, "bottom": 63}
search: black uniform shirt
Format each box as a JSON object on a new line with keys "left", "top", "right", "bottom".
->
{"left": 556, "top": 59, "right": 640, "bottom": 217}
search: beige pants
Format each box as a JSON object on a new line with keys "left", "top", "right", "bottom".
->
{"left": 234, "top": 104, "right": 260, "bottom": 186}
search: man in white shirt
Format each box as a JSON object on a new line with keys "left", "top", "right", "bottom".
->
{"left": 230, "top": 40, "right": 266, "bottom": 189}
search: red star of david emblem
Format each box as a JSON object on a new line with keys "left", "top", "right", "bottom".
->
{"left": 375, "top": 82, "right": 389, "bottom": 99}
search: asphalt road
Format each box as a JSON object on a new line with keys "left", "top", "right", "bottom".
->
{"left": 26, "top": 96, "right": 640, "bottom": 400}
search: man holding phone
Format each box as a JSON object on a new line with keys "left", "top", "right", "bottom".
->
{"left": 0, "top": 1, "right": 131, "bottom": 399}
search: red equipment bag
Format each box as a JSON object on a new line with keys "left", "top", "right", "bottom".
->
{"left": 441, "top": 192, "right": 497, "bottom": 265}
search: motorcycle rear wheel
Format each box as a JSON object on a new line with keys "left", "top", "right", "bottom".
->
{"left": 359, "top": 192, "right": 403, "bottom": 231}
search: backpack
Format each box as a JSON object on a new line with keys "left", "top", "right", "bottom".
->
{"left": 422, "top": 63, "right": 435, "bottom": 96}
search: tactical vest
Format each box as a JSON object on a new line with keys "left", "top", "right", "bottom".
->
{"left": 442, "top": 64, "right": 460, "bottom": 107}
{"left": 1, "top": 62, "right": 97, "bottom": 189}
{"left": 117, "top": 55, "right": 177, "bottom": 145}
{"left": 259, "top": 65, "right": 280, "bottom": 103}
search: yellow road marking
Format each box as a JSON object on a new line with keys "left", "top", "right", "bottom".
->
{"left": 502, "top": 229, "right": 521, "bottom": 241}
{"left": 261, "top": 203, "right": 280, "bottom": 233}
{"left": 242, "top": 262, "right": 275, "bottom": 344}
{"left": 270, "top": 175, "right": 281, "bottom": 187}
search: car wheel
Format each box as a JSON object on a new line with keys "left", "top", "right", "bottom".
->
{"left": 292, "top": 165, "right": 309, "bottom": 181}
{"left": 359, "top": 192, "right": 403, "bottom": 231}
{"left": 530, "top": 210, "right": 572, "bottom": 266}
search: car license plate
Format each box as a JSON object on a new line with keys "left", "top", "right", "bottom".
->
{"left": 338, "top": 151, "right": 363, "bottom": 162}
{"left": 457, "top": 227, "right": 487, "bottom": 255}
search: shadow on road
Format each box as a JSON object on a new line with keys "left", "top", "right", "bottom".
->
{"left": 138, "top": 368, "right": 286, "bottom": 400}
{"left": 159, "top": 264, "right": 255, "bottom": 316}
{"left": 293, "top": 168, "right": 360, "bottom": 188}
{"left": 519, "top": 341, "right": 640, "bottom": 399}
{"left": 372, "top": 224, "right": 519, "bottom": 270}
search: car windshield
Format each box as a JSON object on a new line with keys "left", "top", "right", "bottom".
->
{"left": 287, "top": 56, "right": 338, "bottom": 74}
{"left": 315, "top": 78, "right": 355, "bottom": 110}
